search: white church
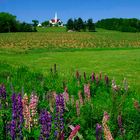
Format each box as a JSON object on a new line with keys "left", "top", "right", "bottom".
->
{"left": 49, "top": 12, "right": 63, "bottom": 26}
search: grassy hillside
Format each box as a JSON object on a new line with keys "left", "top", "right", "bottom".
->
{"left": 0, "top": 27, "right": 140, "bottom": 140}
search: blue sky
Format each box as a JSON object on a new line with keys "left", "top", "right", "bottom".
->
{"left": 0, "top": 0, "right": 140, "bottom": 23}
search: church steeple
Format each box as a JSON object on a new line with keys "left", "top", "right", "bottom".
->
{"left": 54, "top": 12, "right": 57, "bottom": 23}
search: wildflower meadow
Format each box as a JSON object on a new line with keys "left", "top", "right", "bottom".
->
{"left": 0, "top": 64, "right": 140, "bottom": 140}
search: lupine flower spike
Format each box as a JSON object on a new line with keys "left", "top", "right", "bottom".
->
{"left": 54, "top": 94, "right": 65, "bottom": 139}
{"left": 29, "top": 93, "right": 38, "bottom": 127}
{"left": 76, "top": 100, "right": 80, "bottom": 117}
{"left": 78, "top": 91, "right": 83, "bottom": 106}
{"left": 68, "top": 125, "right": 80, "bottom": 140}
{"left": 39, "top": 110, "right": 52, "bottom": 140}
{"left": 117, "top": 114, "right": 125, "bottom": 135}
{"left": 22, "top": 94, "right": 31, "bottom": 129}
{"left": 11, "top": 93, "right": 23, "bottom": 139}
{"left": 84, "top": 83, "right": 91, "bottom": 101}
{"left": 91, "top": 72, "right": 95, "bottom": 82}
{"left": 105, "top": 75, "right": 109, "bottom": 86}
{"left": 102, "top": 112, "right": 114, "bottom": 140}
{"left": 96, "top": 123, "right": 103, "bottom": 140}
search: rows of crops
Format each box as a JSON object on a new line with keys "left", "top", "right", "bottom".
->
{"left": 0, "top": 30, "right": 140, "bottom": 53}
{"left": 0, "top": 65, "right": 140, "bottom": 140}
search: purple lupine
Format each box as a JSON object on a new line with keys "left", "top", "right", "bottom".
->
{"left": 96, "top": 123, "right": 103, "bottom": 140}
{"left": 10, "top": 93, "right": 23, "bottom": 140}
{"left": 17, "top": 94, "right": 23, "bottom": 139}
{"left": 54, "top": 94, "right": 64, "bottom": 138}
{"left": 10, "top": 120, "right": 16, "bottom": 140}
{"left": 105, "top": 75, "right": 109, "bottom": 86}
{"left": 91, "top": 72, "right": 95, "bottom": 82}
{"left": 39, "top": 110, "right": 52, "bottom": 139}
{"left": 11, "top": 93, "right": 17, "bottom": 140}
{"left": 0, "top": 84, "right": 6, "bottom": 100}
{"left": 118, "top": 115, "right": 125, "bottom": 135}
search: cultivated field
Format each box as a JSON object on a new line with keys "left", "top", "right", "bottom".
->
{"left": 0, "top": 28, "right": 140, "bottom": 53}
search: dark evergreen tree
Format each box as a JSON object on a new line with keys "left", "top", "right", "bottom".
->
{"left": 87, "top": 19, "right": 95, "bottom": 32}
{"left": 66, "top": 18, "right": 74, "bottom": 30}
{"left": 77, "top": 18, "right": 84, "bottom": 31}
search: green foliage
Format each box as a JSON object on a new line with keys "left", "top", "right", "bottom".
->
{"left": 66, "top": 18, "right": 95, "bottom": 32}
{"left": 0, "top": 12, "right": 35, "bottom": 33}
{"left": 41, "top": 20, "right": 50, "bottom": 27}
{"left": 96, "top": 18, "right": 140, "bottom": 32}
{"left": 87, "top": 19, "right": 95, "bottom": 32}
{"left": 0, "top": 12, "right": 17, "bottom": 32}
{"left": 0, "top": 63, "right": 140, "bottom": 139}
{"left": 66, "top": 18, "right": 74, "bottom": 31}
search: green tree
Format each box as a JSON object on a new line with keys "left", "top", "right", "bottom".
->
{"left": 87, "top": 19, "right": 95, "bottom": 32}
{"left": 77, "top": 18, "right": 84, "bottom": 31}
{"left": 66, "top": 18, "right": 74, "bottom": 30}
{"left": 96, "top": 18, "right": 140, "bottom": 32}
{"left": 0, "top": 12, "right": 17, "bottom": 32}
{"left": 32, "top": 20, "right": 39, "bottom": 31}
{"left": 41, "top": 21, "right": 49, "bottom": 27}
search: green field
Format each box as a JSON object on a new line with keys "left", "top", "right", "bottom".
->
{"left": 0, "top": 27, "right": 140, "bottom": 91}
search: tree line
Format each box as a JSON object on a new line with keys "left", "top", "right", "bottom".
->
{"left": 66, "top": 18, "right": 96, "bottom": 32}
{"left": 96, "top": 18, "right": 140, "bottom": 32}
{"left": 0, "top": 12, "right": 38, "bottom": 33}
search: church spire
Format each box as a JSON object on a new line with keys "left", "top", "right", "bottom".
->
{"left": 54, "top": 12, "right": 57, "bottom": 23}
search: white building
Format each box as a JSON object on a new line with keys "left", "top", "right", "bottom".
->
{"left": 49, "top": 12, "right": 63, "bottom": 26}
{"left": 37, "top": 23, "right": 42, "bottom": 27}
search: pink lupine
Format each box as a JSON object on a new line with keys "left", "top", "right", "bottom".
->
{"left": 29, "top": 93, "right": 38, "bottom": 126}
{"left": 76, "top": 100, "right": 80, "bottom": 117}
{"left": 63, "top": 87, "right": 69, "bottom": 103}
{"left": 102, "top": 112, "right": 114, "bottom": 140}
{"left": 68, "top": 125, "right": 80, "bottom": 140}
{"left": 96, "top": 75, "right": 99, "bottom": 84}
{"left": 112, "top": 79, "right": 119, "bottom": 92}
{"left": 105, "top": 75, "right": 109, "bottom": 86}
{"left": 78, "top": 91, "right": 83, "bottom": 106}
{"left": 22, "top": 94, "right": 31, "bottom": 129}
{"left": 84, "top": 84, "right": 91, "bottom": 100}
